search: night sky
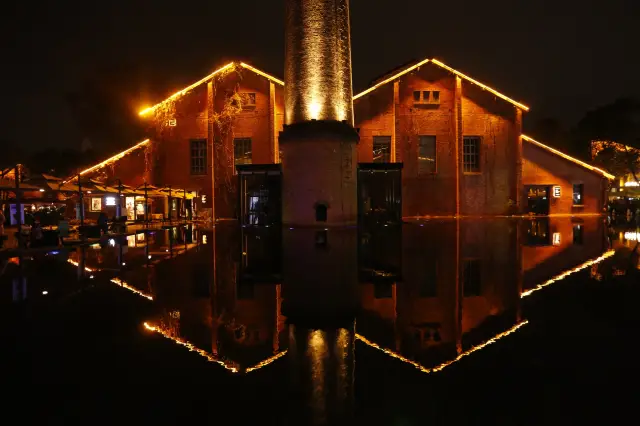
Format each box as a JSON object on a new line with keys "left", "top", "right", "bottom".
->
{"left": 2, "top": 0, "right": 639, "bottom": 154}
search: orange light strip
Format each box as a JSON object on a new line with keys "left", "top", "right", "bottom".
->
{"left": 522, "top": 135, "right": 615, "bottom": 180}
{"left": 245, "top": 350, "right": 288, "bottom": 373}
{"left": 239, "top": 63, "right": 284, "bottom": 86}
{"left": 66, "top": 259, "right": 95, "bottom": 272}
{"left": 138, "top": 62, "right": 235, "bottom": 116}
{"left": 430, "top": 59, "right": 529, "bottom": 111}
{"left": 521, "top": 250, "right": 615, "bottom": 298}
{"left": 111, "top": 278, "right": 153, "bottom": 301}
{"left": 143, "top": 322, "right": 239, "bottom": 372}
{"left": 352, "top": 58, "right": 431, "bottom": 101}
{"left": 355, "top": 320, "right": 529, "bottom": 374}
{"left": 72, "top": 139, "right": 151, "bottom": 180}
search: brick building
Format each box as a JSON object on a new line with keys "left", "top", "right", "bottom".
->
{"left": 82, "top": 58, "right": 612, "bottom": 219}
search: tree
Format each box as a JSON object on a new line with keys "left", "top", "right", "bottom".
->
{"left": 573, "top": 98, "right": 640, "bottom": 182}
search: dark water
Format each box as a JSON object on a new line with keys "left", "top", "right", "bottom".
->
{"left": 2, "top": 218, "right": 639, "bottom": 425}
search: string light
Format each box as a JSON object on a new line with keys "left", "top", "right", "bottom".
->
{"left": 245, "top": 351, "right": 288, "bottom": 373}
{"left": 66, "top": 259, "right": 95, "bottom": 272}
{"left": 239, "top": 63, "right": 284, "bottom": 86}
{"left": 143, "top": 322, "right": 238, "bottom": 372}
{"left": 521, "top": 250, "right": 615, "bottom": 298}
{"left": 111, "top": 278, "right": 153, "bottom": 301}
{"left": 353, "top": 57, "right": 529, "bottom": 112}
{"left": 522, "top": 135, "right": 615, "bottom": 180}
{"left": 355, "top": 321, "right": 529, "bottom": 374}
{"left": 70, "top": 139, "right": 150, "bottom": 181}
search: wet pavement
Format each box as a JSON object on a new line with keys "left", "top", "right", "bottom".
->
{"left": 2, "top": 218, "right": 639, "bottom": 425}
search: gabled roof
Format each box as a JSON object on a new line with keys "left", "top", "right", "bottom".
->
{"left": 138, "top": 62, "right": 284, "bottom": 117}
{"left": 352, "top": 57, "right": 529, "bottom": 111}
{"left": 522, "top": 134, "right": 615, "bottom": 180}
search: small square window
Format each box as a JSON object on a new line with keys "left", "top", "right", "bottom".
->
{"left": 243, "top": 92, "right": 256, "bottom": 106}
{"left": 413, "top": 91, "right": 421, "bottom": 102}
{"left": 432, "top": 91, "right": 440, "bottom": 102}
{"left": 422, "top": 91, "right": 430, "bottom": 102}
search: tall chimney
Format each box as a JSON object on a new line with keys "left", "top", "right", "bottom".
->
{"left": 280, "top": 0, "right": 359, "bottom": 227}
{"left": 284, "top": 0, "right": 354, "bottom": 125}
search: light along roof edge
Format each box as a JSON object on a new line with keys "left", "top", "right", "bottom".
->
{"left": 138, "top": 62, "right": 284, "bottom": 117}
{"left": 64, "top": 138, "right": 151, "bottom": 183}
{"left": 353, "top": 57, "right": 529, "bottom": 111}
{"left": 522, "top": 134, "right": 615, "bottom": 180}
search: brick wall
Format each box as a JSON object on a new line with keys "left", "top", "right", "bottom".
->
{"left": 523, "top": 141, "right": 607, "bottom": 214}
{"left": 354, "top": 62, "right": 521, "bottom": 217}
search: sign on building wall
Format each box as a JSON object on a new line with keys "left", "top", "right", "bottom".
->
{"left": 552, "top": 186, "right": 561, "bottom": 198}
{"left": 166, "top": 119, "right": 177, "bottom": 127}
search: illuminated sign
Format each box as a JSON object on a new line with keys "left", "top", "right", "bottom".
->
{"left": 105, "top": 196, "right": 116, "bottom": 206}
{"left": 166, "top": 119, "right": 177, "bottom": 127}
{"left": 624, "top": 181, "right": 639, "bottom": 187}
{"left": 91, "top": 198, "right": 102, "bottom": 211}
{"left": 202, "top": 234, "right": 208, "bottom": 245}
{"left": 552, "top": 186, "right": 561, "bottom": 198}
{"left": 201, "top": 195, "right": 207, "bottom": 204}
{"left": 552, "top": 233, "right": 561, "bottom": 246}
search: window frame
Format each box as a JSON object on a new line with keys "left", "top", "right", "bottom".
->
{"left": 462, "top": 136, "right": 482, "bottom": 174}
{"left": 233, "top": 137, "right": 253, "bottom": 170}
{"left": 190, "top": 139, "right": 207, "bottom": 175}
{"left": 372, "top": 135, "right": 392, "bottom": 163}
{"left": 572, "top": 183, "right": 585, "bottom": 206}
{"left": 418, "top": 135, "right": 437, "bottom": 175}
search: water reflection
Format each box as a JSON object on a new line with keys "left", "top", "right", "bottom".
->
{"left": 3, "top": 217, "right": 627, "bottom": 422}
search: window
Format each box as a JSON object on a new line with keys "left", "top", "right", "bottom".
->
{"left": 573, "top": 224, "right": 584, "bottom": 245}
{"left": 413, "top": 91, "right": 421, "bottom": 102}
{"left": 422, "top": 91, "right": 430, "bottom": 101}
{"left": 234, "top": 138, "right": 252, "bottom": 166}
{"left": 242, "top": 92, "right": 256, "bottom": 107}
{"left": 432, "top": 91, "right": 440, "bottom": 103}
{"left": 315, "top": 204, "right": 328, "bottom": 222}
{"left": 374, "top": 283, "right": 393, "bottom": 299}
{"left": 418, "top": 135, "right": 437, "bottom": 174}
{"left": 190, "top": 139, "right": 207, "bottom": 175}
{"left": 91, "top": 197, "right": 102, "bottom": 212}
{"left": 463, "top": 259, "right": 481, "bottom": 297}
{"left": 463, "top": 136, "right": 481, "bottom": 173}
{"left": 573, "top": 184, "right": 584, "bottom": 206}
{"left": 413, "top": 90, "right": 440, "bottom": 104}
{"left": 373, "top": 136, "right": 391, "bottom": 163}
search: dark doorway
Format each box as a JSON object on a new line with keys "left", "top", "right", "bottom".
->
{"left": 358, "top": 163, "right": 403, "bottom": 226}
{"left": 237, "top": 164, "right": 282, "bottom": 226}
{"left": 315, "top": 204, "right": 328, "bottom": 222}
{"left": 525, "top": 185, "right": 550, "bottom": 215}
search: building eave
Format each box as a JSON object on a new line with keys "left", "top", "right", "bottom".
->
{"left": 138, "top": 62, "right": 284, "bottom": 117}
{"left": 522, "top": 134, "right": 615, "bottom": 180}
{"left": 352, "top": 57, "right": 530, "bottom": 112}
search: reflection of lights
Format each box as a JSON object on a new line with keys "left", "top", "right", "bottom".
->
{"left": 521, "top": 250, "right": 615, "bottom": 298}
{"left": 245, "top": 351, "right": 288, "bottom": 373}
{"left": 143, "top": 322, "right": 238, "bottom": 372}
{"left": 111, "top": 278, "right": 153, "bottom": 300}
{"left": 108, "top": 239, "right": 116, "bottom": 247}
{"left": 356, "top": 321, "right": 528, "bottom": 374}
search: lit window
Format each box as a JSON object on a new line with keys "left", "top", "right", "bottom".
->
{"left": 242, "top": 92, "right": 256, "bottom": 107}
{"left": 190, "top": 139, "right": 207, "bottom": 175}
{"left": 373, "top": 136, "right": 391, "bottom": 163}
{"left": 463, "top": 259, "right": 481, "bottom": 297}
{"left": 573, "top": 183, "right": 584, "bottom": 206}
{"left": 234, "top": 138, "right": 252, "bottom": 166}
{"left": 105, "top": 196, "right": 116, "bottom": 206}
{"left": 463, "top": 136, "right": 481, "bottom": 173}
{"left": 91, "top": 198, "right": 102, "bottom": 212}
{"left": 418, "top": 135, "right": 436, "bottom": 174}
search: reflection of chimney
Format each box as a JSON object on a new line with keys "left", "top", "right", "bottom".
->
{"left": 280, "top": 0, "right": 359, "bottom": 226}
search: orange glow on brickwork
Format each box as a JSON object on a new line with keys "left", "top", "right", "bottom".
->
{"left": 522, "top": 135, "right": 615, "bottom": 180}
{"left": 353, "top": 58, "right": 529, "bottom": 111}
{"left": 355, "top": 320, "right": 529, "bottom": 374}
{"left": 521, "top": 250, "right": 616, "bottom": 298}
